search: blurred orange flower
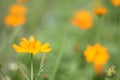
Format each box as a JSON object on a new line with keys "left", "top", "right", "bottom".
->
{"left": 13, "top": 36, "right": 51, "bottom": 54}
{"left": 84, "top": 43, "right": 110, "bottom": 73}
{"left": 4, "top": 14, "right": 26, "bottom": 27}
{"left": 93, "top": 6, "right": 107, "bottom": 16}
{"left": 4, "top": 4, "right": 27, "bottom": 27}
{"left": 9, "top": 4, "right": 26, "bottom": 15}
{"left": 17, "top": 0, "right": 27, "bottom": 3}
{"left": 71, "top": 10, "right": 93, "bottom": 30}
{"left": 111, "top": 0, "right": 120, "bottom": 7}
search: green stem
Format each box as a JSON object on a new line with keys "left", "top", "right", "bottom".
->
{"left": 31, "top": 54, "right": 33, "bottom": 80}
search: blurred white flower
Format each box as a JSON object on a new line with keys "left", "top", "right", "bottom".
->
{"left": 8, "top": 62, "right": 18, "bottom": 71}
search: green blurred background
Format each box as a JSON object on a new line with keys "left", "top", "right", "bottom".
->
{"left": 0, "top": 0, "right": 120, "bottom": 80}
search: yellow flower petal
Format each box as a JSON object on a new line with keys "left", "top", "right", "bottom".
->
{"left": 29, "top": 36, "right": 35, "bottom": 42}
{"left": 20, "top": 37, "right": 28, "bottom": 42}
{"left": 40, "top": 43, "right": 51, "bottom": 53}
{"left": 84, "top": 45, "right": 96, "bottom": 63}
{"left": 13, "top": 44, "right": 26, "bottom": 53}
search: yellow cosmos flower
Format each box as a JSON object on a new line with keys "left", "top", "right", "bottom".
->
{"left": 84, "top": 43, "right": 110, "bottom": 73}
{"left": 13, "top": 36, "right": 51, "bottom": 54}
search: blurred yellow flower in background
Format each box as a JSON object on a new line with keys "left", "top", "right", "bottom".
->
{"left": 13, "top": 36, "right": 51, "bottom": 54}
{"left": 111, "top": 0, "right": 120, "bottom": 7}
{"left": 4, "top": 3, "right": 27, "bottom": 27}
{"left": 93, "top": 6, "right": 107, "bottom": 16}
{"left": 4, "top": 14, "right": 26, "bottom": 27}
{"left": 71, "top": 10, "right": 93, "bottom": 30}
{"left": 84, "top": 43, "right": 110, "bottom": 73}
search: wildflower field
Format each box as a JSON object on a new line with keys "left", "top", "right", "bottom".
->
{"left": 0, "top": 0, "right": 120, "bottom": 80}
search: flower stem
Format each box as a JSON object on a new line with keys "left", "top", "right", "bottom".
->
{"left": 31, "top": 54, "right": 33, "bottom": 80}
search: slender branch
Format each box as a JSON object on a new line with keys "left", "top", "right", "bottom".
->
{"left": 31, "top": 54, "right": 34, "bottom": 80}
{"left": 17, "top": 68, "right": 30, "bottom": 80}
{"left": 35, "top": 53, "right": 46, "bottom": 80}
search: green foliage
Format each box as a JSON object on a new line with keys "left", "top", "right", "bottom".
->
{"left": 0, "top": 0, "right": 120, "bottom": 80}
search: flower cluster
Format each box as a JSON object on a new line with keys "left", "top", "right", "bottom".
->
{"left": 84, "top": 43, "right": 110, "bottom": 73}
{"left": 13, "top": 36, "right": 51, "bottom": 54}
{"left": 4, "top": 2, "right": 27, "bottom": 27}
{"left": 71, "top": 11, "right": 93, "bottom": 30}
